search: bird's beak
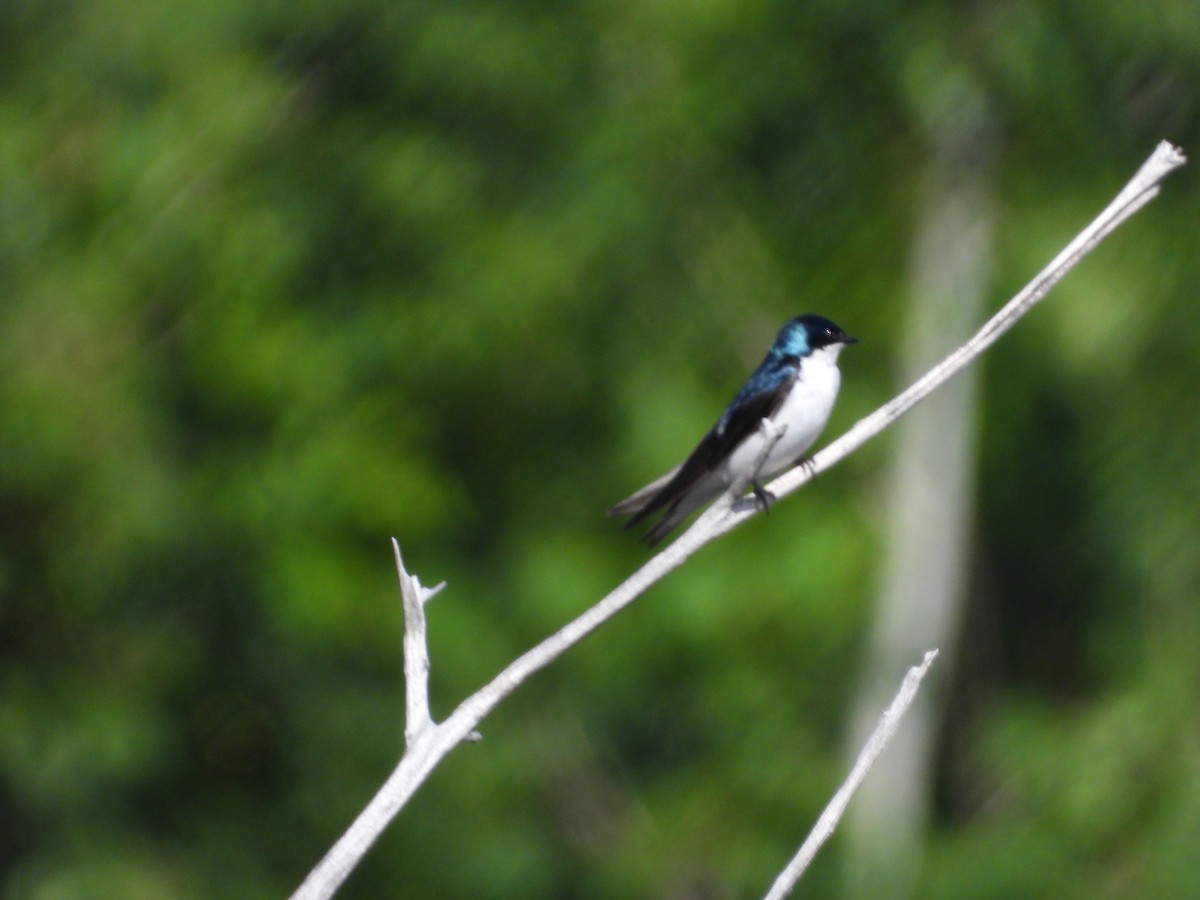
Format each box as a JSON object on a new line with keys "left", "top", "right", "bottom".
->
{"left": 842, "top": 333, "right": 859, "bottom": 344}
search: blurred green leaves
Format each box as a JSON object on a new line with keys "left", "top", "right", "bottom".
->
{"left": 1, "top": 1, "right": 1198, "bottom": 898}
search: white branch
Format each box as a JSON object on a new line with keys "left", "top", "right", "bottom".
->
{"left": 290, "top": 142, "right": 1185, "bottom": 900}
{"left": 762, "top": 650, "right": 940, "bottom": 900}
{"left": 726, "top": 140, "right": 1187, "bottom": 529}
{"left": 394, "top": 539, "right": 443, "bottom": 748}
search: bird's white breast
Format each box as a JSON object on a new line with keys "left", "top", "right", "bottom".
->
{"left": 723, "top": 344, "right": 844, "bottom": 483}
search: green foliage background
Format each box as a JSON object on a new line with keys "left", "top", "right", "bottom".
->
{"left": 2, "top": 1, "right": 1198, "bottom": 897}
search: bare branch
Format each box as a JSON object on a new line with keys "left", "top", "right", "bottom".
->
{"left": 725, "top": 141, "right": 1187, "bottom": 529}
{"left": 291, "top": 142, "right": 1185, "bottom": 900}
{"left": 394, "top": 539, "right": 442, "bottom": 748}
{"left": 762, "top": 650, "right": 940, "bottom": 900}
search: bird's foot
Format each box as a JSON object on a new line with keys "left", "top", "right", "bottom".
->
{"left": 795, "top": 456, "right": 816, "bottom": 478}
{"left": 751, "top": 480, "right": 776, "bottom": 512}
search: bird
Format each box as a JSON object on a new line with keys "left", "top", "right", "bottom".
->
{"left": 608, "top": 314, "right": 857, "bottom": 546}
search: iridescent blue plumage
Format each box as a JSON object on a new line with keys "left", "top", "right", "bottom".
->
{"left": 609, "top": 314, "right": 856, "bottom": 546}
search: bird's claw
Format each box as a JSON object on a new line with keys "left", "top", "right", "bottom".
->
{"left": 751, "top": 481, "right": 776, "bottom": 512}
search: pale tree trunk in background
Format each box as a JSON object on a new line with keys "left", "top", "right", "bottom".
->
{"left": 843, "top": 96, "right": 996, "bottom": 899}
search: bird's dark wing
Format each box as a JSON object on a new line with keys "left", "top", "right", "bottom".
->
{"left": 606, "top": 465, "right": 682, "bottom": 517}
{"left": 622, "top": 360, "right": 799, "bottom": 531}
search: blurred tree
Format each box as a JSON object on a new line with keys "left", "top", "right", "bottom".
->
{"left": 0, "top": 1, "right": 1198, "bottom": 898}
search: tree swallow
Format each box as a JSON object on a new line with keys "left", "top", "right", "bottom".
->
{"left": 609, "top": 315, "right": 857, "bottom": 546}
